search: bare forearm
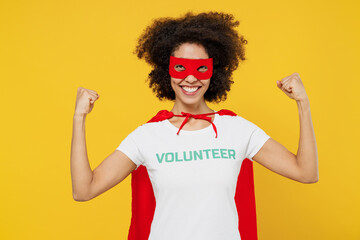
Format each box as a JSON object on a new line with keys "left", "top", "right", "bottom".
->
{"left": 71, "top": 114, "right": 93, "bottom": 200}
{"left": 296, "top": 98, "right": 319, "bottom": 183}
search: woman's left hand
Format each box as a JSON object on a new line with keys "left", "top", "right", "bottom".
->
{"left": 276, "top": 72, "right": 308, "bottom": 101}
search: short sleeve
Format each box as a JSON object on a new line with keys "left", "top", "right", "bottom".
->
{"left": 116, "top": 131, "right": 143, "bottom": 170}
{"left": 245, "top": 123, "right": 271, "bottom": 161}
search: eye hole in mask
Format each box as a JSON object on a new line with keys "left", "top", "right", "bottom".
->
{"left": 174, "top": 65, "right": 208, "bottom": 73}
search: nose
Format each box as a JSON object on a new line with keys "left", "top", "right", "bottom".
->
{"left": 184, "top": 74, "right": 198, "bottom": 83}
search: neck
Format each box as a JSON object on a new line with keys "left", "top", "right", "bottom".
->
{"left": 170, "top": 98, "right": 213, "bottom": 115}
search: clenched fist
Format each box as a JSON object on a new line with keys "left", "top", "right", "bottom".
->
{"left": 74, "top": 87, "right": 100, "bottom": 117}
{"left": 276, "top": 72, "right": 308, "bottom": 102}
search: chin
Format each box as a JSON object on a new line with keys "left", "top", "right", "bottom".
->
{"left": 174, "top": 88, "right": 208, "bottom": 106}
{"left": 177, "top": 96, "right": 203, "bottom": 106}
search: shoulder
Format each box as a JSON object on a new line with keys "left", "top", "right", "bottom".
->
{"left": 146, "top": 109, "right": 174, "bottom": 123}
{"left": 129, "top": 121, "right": 165, "bottom": 136}
{"left": 216, "top": 109, "right": 262, "bottom": 131}
{"left": 125, "top": 111, "right": 169, "bottom": 140}
{"left": 216, "top": 109, "right": 243, "bottom": 123}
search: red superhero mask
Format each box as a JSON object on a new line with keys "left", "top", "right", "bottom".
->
{"left": 169, "top": 56, "right": 213, "bottom": 80}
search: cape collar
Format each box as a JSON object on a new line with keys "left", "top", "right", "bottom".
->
{"left": 147, "top": 109, "right": 237, "bottom": 138}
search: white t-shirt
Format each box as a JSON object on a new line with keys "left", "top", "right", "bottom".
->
{"left": 116, "top": 113, "right": 271, "bottom": 240}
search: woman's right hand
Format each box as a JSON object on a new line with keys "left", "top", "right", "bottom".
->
{"left": 74, "top": 87, "right": 100, "bottom": 117}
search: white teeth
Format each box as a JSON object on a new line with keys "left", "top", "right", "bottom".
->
{"left": 182, "top": 86, "right": 199, "bottom": 93}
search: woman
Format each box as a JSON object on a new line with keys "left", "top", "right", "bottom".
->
{"left": 71, "top": 11, "right": 318, "bottom": 240}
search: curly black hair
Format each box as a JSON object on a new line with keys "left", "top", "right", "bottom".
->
{"left": 133, "top": 11, "right": 248, "bottom": 102}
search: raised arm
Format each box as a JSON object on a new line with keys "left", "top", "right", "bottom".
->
{"left": 71, "top": 87, "right": 137, "bottom": 201}
{"left": 252, "top": 73, "right": 319, "bottom": 183}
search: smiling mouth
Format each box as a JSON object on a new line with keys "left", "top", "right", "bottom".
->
{"left": 180, "top": 86, "right": 201, "bottom": 94}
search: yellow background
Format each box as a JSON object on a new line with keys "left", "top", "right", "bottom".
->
{"left": 1, "top": 0, "right": 359, "bottom": 239}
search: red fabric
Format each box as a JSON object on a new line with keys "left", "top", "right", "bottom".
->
{"left": 169, "top": 56, "right": 213, "bottom": 80}
{"left": 173, "top": 111, "right": 218, "bottom": 137}
{"left": 127, "top": 109, "right": 258, "bottom": 240}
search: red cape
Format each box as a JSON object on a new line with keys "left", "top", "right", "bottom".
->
{"left": 127, "top": 109, "right": 258, "bottom": 240}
